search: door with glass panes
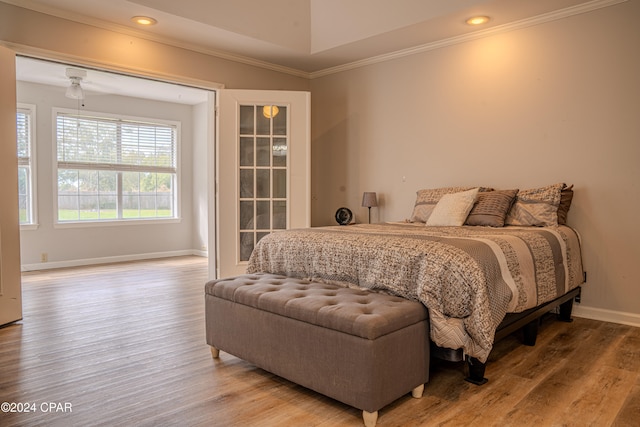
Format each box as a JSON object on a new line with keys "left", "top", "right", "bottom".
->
{"left": 215, "top": 90, "right": 310, "bottom": 279}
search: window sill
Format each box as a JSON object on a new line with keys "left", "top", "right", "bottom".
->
{"left": 54, "top": 217, "right": 182, "bottom": 229}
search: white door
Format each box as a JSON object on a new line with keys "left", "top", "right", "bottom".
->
{"left": 0, "top": 46, "right": 23, "bottom": 326}
{"left": 214, "top": 89, "right": 310, "bottom": 279}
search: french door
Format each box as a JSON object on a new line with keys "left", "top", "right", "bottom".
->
{"left": 0, "top": 46, "right": 23, "bottom": 326}
{"left": 214, "top": 89, "right": 310, "bottom": 279}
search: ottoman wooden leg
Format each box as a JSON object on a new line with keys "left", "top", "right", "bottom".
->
{"left": 363, "top": 410, "right": 378, "bottom": 427}
{"left": 411, "top": 384, "right": 425, "bottom": 398}
{"left": 210, "top": 346, "right": 220, "bottom": 358}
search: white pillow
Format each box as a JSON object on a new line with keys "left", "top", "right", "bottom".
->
{"left": 426, "top": 188, "right": 479, "bottom": 226}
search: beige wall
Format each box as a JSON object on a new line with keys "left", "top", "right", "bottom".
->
{"left": 310, "top": 1, "right": 640, "bottom": 319}
{"left": 2, "top": 1, "right": 639, "bottom": 321}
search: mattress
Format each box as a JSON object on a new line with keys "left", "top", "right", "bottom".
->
{"left": 246, "top": 222, "right": 584, "bottom": 362}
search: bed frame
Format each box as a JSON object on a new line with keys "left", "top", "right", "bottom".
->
{"left": 431, "top": 286, "right": 582, "bottom": 385}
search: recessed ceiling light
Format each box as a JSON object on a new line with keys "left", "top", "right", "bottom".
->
{"left": 466, "top": 16, "right": 490, "bottom": 26}
{"left": 131, "top": 16, "right": 157, "bottom": 26}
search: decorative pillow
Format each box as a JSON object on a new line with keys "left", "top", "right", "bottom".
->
{"left": 465, "top": 189, "right": 518, "bottom": 227}
{"left": 557, "top": 184, "right": 574, "bottom": 225}
{"left": 410, "top": 186, "right": 489, "bottom": 223}
{"left": 505, "top": 183, "right": 564, "bottom": 226}
{"left": 426, "top": 188, "right": 479, "bottom": 226}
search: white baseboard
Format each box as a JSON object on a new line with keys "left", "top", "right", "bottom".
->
{"left": 21, "top": 249, "right": 207, "bottom": 272}
{"left": 573, "top": 305, "right": 640, "bottom": 328}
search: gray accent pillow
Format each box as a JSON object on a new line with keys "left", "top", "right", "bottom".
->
{"left": 465, "top": 189, "right": 518, "bottom": 227}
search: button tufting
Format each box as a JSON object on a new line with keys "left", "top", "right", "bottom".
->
{"left": 209, "top": 273, "right": 428, "bottom": 340}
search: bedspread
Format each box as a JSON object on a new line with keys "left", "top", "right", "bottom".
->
{"left": 246, "top": 223, "right": 584, "bottom": 362}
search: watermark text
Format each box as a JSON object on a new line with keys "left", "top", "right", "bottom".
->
{"left": 1, "top": 402, "right": 73, "bottom": 413}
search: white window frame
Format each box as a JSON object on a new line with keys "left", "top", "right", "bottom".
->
{"left": 17, "top": 103, "right": 37, "bottom": 230}
{"left": 53, "top": 108, "right": 181, "bottom": 227}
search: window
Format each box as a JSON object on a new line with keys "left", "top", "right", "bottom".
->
{"left": 17, "top": 104, "right": 36, "bottom": 226}
{"left": 55, "top": 109, "right": 179, "bottom": 223}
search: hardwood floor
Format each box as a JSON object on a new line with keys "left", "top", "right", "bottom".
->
{"left": 1, "top": 256, "right": 638, "bottom": 426}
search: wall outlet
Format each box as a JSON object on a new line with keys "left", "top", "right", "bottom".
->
{"left": 41, "top": 253, "right": 48, "bottom": 262}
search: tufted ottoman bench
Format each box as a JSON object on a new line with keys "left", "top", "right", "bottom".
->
{"left": 205, "top": 273, "right": 430, "bottom": 427}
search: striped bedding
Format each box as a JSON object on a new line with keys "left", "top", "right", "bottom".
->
{"left": 246, "top": 222, "right": 584, "bottom": 362}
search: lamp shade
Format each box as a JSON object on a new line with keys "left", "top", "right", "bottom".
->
{"left": 65, "top": 69, "right": 86, "bottom": 100}
{"left": 361, "top": 192, "right": 378, "bottom": 208}
{"left": 262, "top": 105, "right": 279, "bottom": 118}
{"left": 65, "top": 81, "right": 84, "bottom": 100}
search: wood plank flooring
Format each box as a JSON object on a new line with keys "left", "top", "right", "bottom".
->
{"left": 1, "top": 256, "right": 638, "bottom": 426}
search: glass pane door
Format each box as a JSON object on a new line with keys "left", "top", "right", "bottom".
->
{"left": 216, "top": 89, "right": 309, "bottom": 279}
{"left": 238, "top": 104, "right": 288, "bottom": 261}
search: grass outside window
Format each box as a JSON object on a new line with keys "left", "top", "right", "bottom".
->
{"left": 58, "top": 209, "right": 172, "bottom": 221}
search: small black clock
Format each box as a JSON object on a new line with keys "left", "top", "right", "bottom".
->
{"left": 335, "top": 207, "right": 353, "bottom": 225}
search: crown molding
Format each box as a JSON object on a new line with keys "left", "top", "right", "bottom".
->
{"left": 310, "top": 0, "right": 627, "bottom": 79}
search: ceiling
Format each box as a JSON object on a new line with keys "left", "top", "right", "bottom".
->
{"left": 10, "top": 0, "right": 610, "bottom": 104}
{"left": 9, "top": 0, "right": 605, "bottom": 73}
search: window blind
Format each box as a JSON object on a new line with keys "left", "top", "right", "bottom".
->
{"left": 56, "top": 113, "right": 177, "bottom": 174}
{"left": 17, "top": 110, "right": 30, "bottom": 166}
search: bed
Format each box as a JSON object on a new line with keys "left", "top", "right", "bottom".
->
{"left": 246, "top": 183, "right": 584, "bottom": 381}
